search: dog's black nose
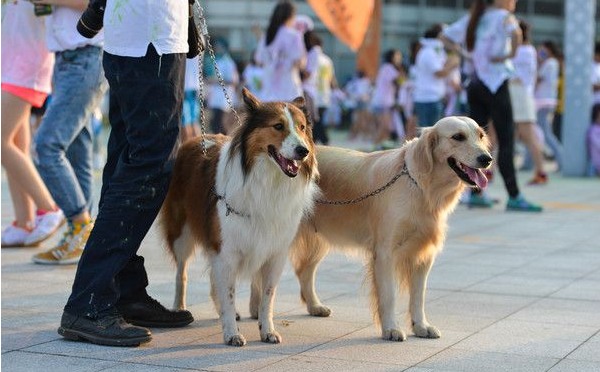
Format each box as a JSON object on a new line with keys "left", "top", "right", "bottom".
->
{"left": 295, "top": 146, "right": 309, "bottom": 159}
{"left": 477, "top": 154, "right": 493, "bottom": 167}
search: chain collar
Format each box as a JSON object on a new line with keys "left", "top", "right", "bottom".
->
{"left": 316, "top": 163, "right": 419, "bottom": 206}
{"left": 212, "top": 188, "right": 250, "bottom": 218}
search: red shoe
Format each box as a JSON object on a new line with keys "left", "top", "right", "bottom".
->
{"left": 528, "top": 173, "right": 548, "bottom": 185}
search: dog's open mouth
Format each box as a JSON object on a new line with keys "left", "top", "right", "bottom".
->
{"left": 268, "top": 145, "right": 299, "bottom": 178}
{"left": 448, "top": 157, "right": 488, "bottom": 189}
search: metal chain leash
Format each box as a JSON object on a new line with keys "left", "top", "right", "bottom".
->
{"left": 194, "top": 1, "right": 242, "bottom": 156}
{"left": 315, "top": 164, "right": 419, "bottom": 205}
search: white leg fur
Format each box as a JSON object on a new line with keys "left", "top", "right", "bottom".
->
{"left": 249, "top": 274, "right": 261, "bottom": 319}
{"left": 211, "top": 254, "right": 245, "bottom": 346}
{"left": 373, "top": 250, "right": 406, "bottom": 341}
{"left": 172, "top": 223, "right": 195, "bottom": 310}
{"left": 258, "top": 253, "right": 287, "bottom": 343}
{"left": 409, "top": 257, "right": 441, "bottom": 338}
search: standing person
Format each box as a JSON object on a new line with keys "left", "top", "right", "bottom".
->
{"left": 593, "top": 42, "right": 600, "bottom": 105}
{"left": 304, "top": 31, "right": 335, "bottom": 145}
{"left": 181, "top": 56, "right": 200, "bottom": 142}
{"left": 535, "top": 40, "right": 562, "bottom": 170}
{"left": 346, "top": 71, "right": 373, "bottom": 140}
{"left": 242, "top": 55, "right": 264, "bottom": 98}
{"left": 1, "top": 0, "right": 64, "bottom": 248}
{"left": 31, "top": 0, "right": 108, "bottom": 264}
{"left": 206, "top": 39, "right": 238, "bottom": 135}
{"left": 443, "top": 0, "right": 542, "bottom": 212}
{"left": 57, "top": 0, "right": 193, "bottom": 346}
{"left": 371, "top": 49, "right": 403, "bottom": 149}
{"left": 255, "top": 0, "right": 306, "bottom": 102}
{"left": 413, "top": 24, "right": 459, "bottom": 127}
{"left": 509, "top": 20, "right": 547, "bottom": 185}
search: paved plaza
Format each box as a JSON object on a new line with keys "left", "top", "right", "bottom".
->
{"left": 2, "top": 131, "right": 600, "bottom": 372}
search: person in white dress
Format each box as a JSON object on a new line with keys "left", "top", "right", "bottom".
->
{"left": 509, "top": 20, "right": 547, "bottom": 184}
{"left": 255, "top": 1, "right": 306, "bottom": 102}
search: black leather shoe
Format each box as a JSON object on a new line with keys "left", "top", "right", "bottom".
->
{"left": 58, "top": 310, "right": 151, "bottom": 347}
{"left": 117, "top": 295, "right": 194, "bottom": 328}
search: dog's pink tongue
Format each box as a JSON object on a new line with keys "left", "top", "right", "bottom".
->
{"left": 465, "top": 166, "right": 488, "bottom": 189}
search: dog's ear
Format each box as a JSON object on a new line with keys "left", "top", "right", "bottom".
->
{"left": 242, "top": 87, "right": 261, "bottom": 111}
{"left": 414, "top": 127, "right": 438, "bottom": 174}
{"left": 292, "top": 95, "right": 314, "bottom": 128}
{"left": 291, "top": 95, "right": 306, "bottom": 109}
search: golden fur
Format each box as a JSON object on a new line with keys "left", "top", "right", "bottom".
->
{"left": 279, "top": 116, "right": 492, "bottom": 341}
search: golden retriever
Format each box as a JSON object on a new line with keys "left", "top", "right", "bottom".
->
{"left": 251, "top": 116, "right": 492, "bottom": 341}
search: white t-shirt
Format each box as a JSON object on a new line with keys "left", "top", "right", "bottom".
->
{"left": 207, "top": 54, "right": 239, "bottom": 111}
{"left": 371, "top": 63, "right": 400, "bottom": 108}
{"left": 46, "top": 6, "right": 103, "bottom": 52}
{"left": 103, "top": 0, "right": 187, "bottom": 57}
{"left": 242, "top": 64, "right": 264, "bottom": 97}
{"left": 413, "top": 38, "right": 447, "bottom": 103}
{"left": 592, "top": 62, "right": 600, "bottom": 104}
{"left": 306, "top": 46, "right": 335, "bottom": 108}
{"left": 255, "top": 25, "right": 305, "bottom": 102}
{"left": 345, "top": 77, "right": 372, "bottom": 104}
{"left": 511, "top": 44, "right": 537, "bottom": 94}
{"left": 535, "top": 57, "right": 559, "bottom": 106}
{"left": 184, "top": 57, "right": 199, "bottom": 92}
{"left": 445, "top": 8, "right": 517, "bottom": 93}
{"left": 1, "top": 0, "right": 54, "bottom": 93}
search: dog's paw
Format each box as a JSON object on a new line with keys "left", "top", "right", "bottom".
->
{"left": 413, "top": 323, "right": 441, "bottom": 339}
{"left": 308, "top": 305, "right": 332, "bottom": 317}
{"left": 382, "top": 328, "right": 407, "bottom": 342}
{"left": 261, "top": 330, "right": 282, "bottom": 344}
{"left": 225, "top": 333, "right": 247, "bottom": 347}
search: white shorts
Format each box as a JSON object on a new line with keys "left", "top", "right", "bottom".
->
{"left": 509, "top": 81, "right": 536, "bottom": 123}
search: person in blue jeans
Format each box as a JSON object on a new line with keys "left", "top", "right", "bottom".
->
{"left": 413, "top": 24, "right": 459, "bottom": 128}
{"left": 57, "top": 0, "right": 194, "bottom": 347}
{"left": 32, "top": 1, "right": 107, "bottom": 265}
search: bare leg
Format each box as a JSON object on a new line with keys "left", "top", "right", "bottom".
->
{"left": 409, "top": 256, "right": 441, "bottom": 338}
{"left": 517, "top": 122, "right": 545, "bottom": 175}
{"left": 371, "top": 249, "right": 405, "bottom": 341}
{"left": 258, "top": 253, "right": 287, "bottom": 343}
{"left": 374, "top": 111, "right": 392, "bottom": 146}
{"left": 1, "top": 92, "right": 56, "bottom": 216}
{"left": 8, "top": 120, "right": 35, "bottom": 227}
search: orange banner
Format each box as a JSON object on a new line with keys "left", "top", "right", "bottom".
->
{"left": 307, "top": 0, "right": 375, "bottom": 51}
{"left": 356, "top": 0, "right": 381, "bottom": 80}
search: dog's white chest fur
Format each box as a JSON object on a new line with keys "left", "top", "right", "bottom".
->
{"left": 214, "top": 142, "right": 317, "bottom": 277}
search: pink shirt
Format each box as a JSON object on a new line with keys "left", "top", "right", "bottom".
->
{"left": 255, "top": 26, "right": 305, "bottom": 102}
{"left": 371, "top": 63, "right": 400, "bottom": 109}
{"left": 1, "top": 0, "right": 54, "bottom": 93}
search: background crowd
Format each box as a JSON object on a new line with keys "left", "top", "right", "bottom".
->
{"left": 2, "top": 0, "right": 600, "bottom": 260}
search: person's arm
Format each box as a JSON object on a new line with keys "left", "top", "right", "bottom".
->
{"left": 490, "top": 14, "right": 522, "bottom": 63}
{"left": 434, "top": 54, "right": 461, "bottom": 78}
{"left": 30, "top": 0, "right": 89, "bottom": 11}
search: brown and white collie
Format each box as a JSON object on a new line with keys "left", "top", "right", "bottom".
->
{"left": 160, "top": 88, "right": 318, "bottom": 346}
{"left": 250, "top": 116, "right": 492, "bottom": 342}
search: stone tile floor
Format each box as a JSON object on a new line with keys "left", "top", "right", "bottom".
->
{"left": 2, "top": 130, "right": 600, "bottom": 371}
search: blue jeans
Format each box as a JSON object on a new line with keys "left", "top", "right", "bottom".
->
{"left": 34, "top": 45, "right": 107, "bottom": 218}
{"left": 414, "top": 101, "right": 444, "bottom": 127}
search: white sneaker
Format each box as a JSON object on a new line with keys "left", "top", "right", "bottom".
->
{"left": 1, "top": 224, "right": 34, "bottom": 247}
{"left": 24, "top": 209, "right": 65, "bottom": 246}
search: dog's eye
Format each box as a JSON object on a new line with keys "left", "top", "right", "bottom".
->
{"left": 452, "top": 133, "right": 466, "bottom": 141}
{"left": 479, "top": 132, "right": 484, "bottom": 140}
{"left": 299, "top": 125, "right": 305, "bottom": 131}
{"left": 273, "top": 123, "right": 284, "bottom": 131}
